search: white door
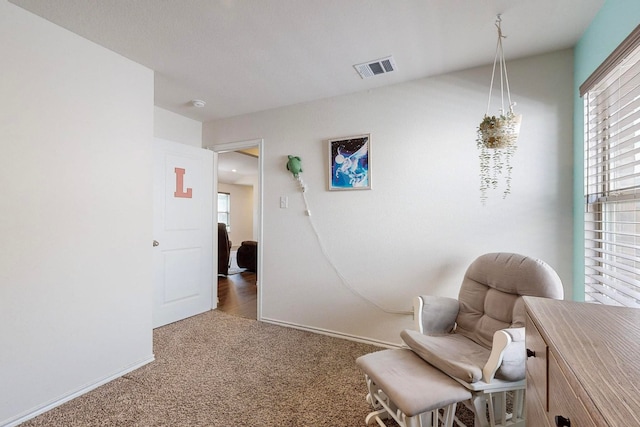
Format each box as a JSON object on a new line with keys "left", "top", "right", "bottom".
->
{"left": 153, "top": 138, "right": 214, "bottom": 328}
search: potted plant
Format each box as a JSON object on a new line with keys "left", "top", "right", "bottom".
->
{"left": 477, "top": 112, "right": 521, "bottom": 204}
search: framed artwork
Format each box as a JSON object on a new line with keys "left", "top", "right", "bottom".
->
{"left": 328, "top": 134, "right": 371, "bottom": 191}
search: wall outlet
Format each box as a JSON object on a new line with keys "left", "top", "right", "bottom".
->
{"left": 280, "top": 196, "right": 288, "bottom": 209}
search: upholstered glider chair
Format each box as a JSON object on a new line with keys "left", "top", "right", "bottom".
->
{"left": 401, "top": 253, "right": 564, "bottom": 427}
{"left": 217, "top": 223, "right": 231, "bottom": 276}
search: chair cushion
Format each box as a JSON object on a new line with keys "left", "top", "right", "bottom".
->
{"left": 456, "top": 253, "right": 564, "bottom": 349}
{"left": 401, "top": 329, "right": 489, "bottom": 383}
{"left": 495, "top": 337, "right": 526, "bottom": 381}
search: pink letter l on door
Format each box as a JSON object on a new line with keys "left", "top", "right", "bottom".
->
{"left": 174, "top": 167, "right": 193, "bottom": 198}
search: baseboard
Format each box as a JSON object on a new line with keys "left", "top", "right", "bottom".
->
{"left": 2, "top": 355, "right": 155, "bottom": 427}
{"left": 259, "top": 317, "right": 401, "bottom": 349}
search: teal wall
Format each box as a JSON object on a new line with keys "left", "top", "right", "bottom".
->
{"left": 573, "top": 0, "right": 640, "bottom": 300}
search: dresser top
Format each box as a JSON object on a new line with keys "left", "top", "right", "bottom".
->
{"left": 524, "top": 296, "right": 640, "bottom": 426}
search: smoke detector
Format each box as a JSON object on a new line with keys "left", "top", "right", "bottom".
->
{"left": 191, "top": 99, "right": 206, "bottom": 108}
{"left": 353, "top": 56, "right": 397, "bottom": 79}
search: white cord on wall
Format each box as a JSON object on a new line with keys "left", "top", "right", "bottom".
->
{"left": 296, "top": 175, "right": 412, "bottom": 316}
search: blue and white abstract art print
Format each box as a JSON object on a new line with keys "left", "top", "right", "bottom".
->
{"left": 328, "top": 134, "right": 371, "bottom": 191}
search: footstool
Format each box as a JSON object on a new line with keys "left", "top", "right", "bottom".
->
{"left": 237, "top": 240, "right": 257, "bottom": 272}
{"left": 356, "top": 348, "right": 472, "bottom": 427}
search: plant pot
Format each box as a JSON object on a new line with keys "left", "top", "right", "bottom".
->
{"left": 476, "top": 113, "right": 521, "bottom": 204}
{"left": 478, "top": 113, "right": 522, "bottom": 149}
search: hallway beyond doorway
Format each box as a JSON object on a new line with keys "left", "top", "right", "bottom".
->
{"left": 217, "top": 272, "right": 257, "bottom": 319}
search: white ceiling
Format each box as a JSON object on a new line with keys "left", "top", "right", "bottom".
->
{"left": 217, "top": 151, "right": 258, "bottom": 185}
{"left": 11, "top": 0, "right": 604, "bottom": 124}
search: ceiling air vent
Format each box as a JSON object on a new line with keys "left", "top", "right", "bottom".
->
{"left": 354, "top": 56, "right": 397, "bottom": 79}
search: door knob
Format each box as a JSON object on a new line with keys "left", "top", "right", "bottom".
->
{"left": 526, "top": 348, "right": 536, "bottom": 358}
{"left": 555, "top": 415, "right": 571, "bottom": 427}
{"left": 153, "top": 240, "right": 160, "bottom": 247}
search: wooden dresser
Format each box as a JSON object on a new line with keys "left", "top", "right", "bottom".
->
{"left": 524, "top": 297, "right": 640, "bottom": 426}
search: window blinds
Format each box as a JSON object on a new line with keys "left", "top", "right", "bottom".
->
{"left": 584, "top": 38, "right": 640, "bottom": 307}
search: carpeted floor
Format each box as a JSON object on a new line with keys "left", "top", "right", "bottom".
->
{"left": 20, "top": 310, "right": 381, "bottom": 426}
{"left": 21, "top": 310, "right": 476, "bottom": 426}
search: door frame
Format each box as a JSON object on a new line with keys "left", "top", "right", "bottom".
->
{"left": 208, "top": 138, "right": 263, "bottom": 320}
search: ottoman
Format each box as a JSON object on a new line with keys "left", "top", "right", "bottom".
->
{"left": 237, "top": 240, "right": 257, "bottom": 272}
{"left": 356, "top": 348, "right": 471, "bottom": 427}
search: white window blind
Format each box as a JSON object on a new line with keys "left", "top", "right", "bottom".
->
{"left": 584, "top": 40, "right": 640, "bottom": 307}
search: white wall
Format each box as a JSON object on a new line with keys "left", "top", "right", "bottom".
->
{"left": 218, "top": 183, "right": 255, "bottom": 248}
{"left": 0, "top": 2, "right": 154, "bottom": 425}
{"left": 154, "top": 106, "right": 202, "bottom": 146}
{"left": 204, "top": 49, "right": 574, "bottom": 346}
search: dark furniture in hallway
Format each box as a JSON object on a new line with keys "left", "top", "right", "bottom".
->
{"left": 237, "top": 240, "right": 257, "bottom": 272}
{"left": 218, "top": 223, "right": 231, "bottom": 276}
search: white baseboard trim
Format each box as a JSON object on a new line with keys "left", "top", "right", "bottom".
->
{"left": 2, "top": 355, "right": 155, "bottom": 427}
{"left": 259, "top": 317, "right": 401, "bottom": 349}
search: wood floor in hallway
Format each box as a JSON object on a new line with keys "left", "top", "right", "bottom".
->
{"left": 217, "top": 271, "right": 257, "bottom": 319}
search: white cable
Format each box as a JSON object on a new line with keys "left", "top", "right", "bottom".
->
{"left": 296, "top": 176, "right": 412, "bottom": 316}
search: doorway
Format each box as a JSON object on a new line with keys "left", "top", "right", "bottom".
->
{"left": 209, "top": 139, "right": 263, "bottom": 320}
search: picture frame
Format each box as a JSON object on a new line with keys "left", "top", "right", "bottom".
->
{"left": 328, "top": 134, "right": 371, "bottom": 191}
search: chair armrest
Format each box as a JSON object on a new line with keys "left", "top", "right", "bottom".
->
{"left": 413, "top": 295, "right": 459, "bottom": 335}
{"left": 482, "top": 327, "right": 525, "bottom": 383}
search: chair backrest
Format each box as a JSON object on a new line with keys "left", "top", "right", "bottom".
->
{"left": 455, "top": 252, "right": 564, "bottom": 349}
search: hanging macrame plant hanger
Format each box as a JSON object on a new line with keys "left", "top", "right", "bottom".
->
{"left": 477, "top": 15, "right": 522, "bottom": 203}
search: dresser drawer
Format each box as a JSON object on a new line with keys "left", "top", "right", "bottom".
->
{"left": 526, "top": 313, "right": 548, "bottom": 410}
{"left": 547, "top": 351, "right": 597, "bottom": 427}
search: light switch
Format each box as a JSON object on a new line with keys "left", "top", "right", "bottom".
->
{"left": 280, "top": 196, "right": 288, "bottom": 209}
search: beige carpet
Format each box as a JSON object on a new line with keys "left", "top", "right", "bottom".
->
{"left": 21, "top": 310, "right": 476, "bottom": 426}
